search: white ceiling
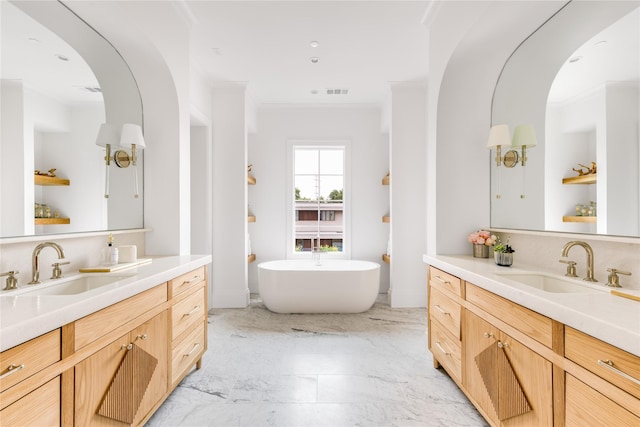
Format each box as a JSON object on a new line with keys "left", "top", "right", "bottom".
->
{"left": 0, "top": 1, "right": 102, "bottom": 105}
{"left": 184, "top": 1, "right": 430, "bottom": 105}
{"left": 548, "top": 7, "right": 640, "bottom": 103}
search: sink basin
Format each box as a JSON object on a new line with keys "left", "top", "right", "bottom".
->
{"left": 19, "top": 275, "right": 131, "bottom": 296}
{"left": 495, "top": 272, "right": 605, "bottom": 293}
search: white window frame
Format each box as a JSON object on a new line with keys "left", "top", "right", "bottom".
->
{"left": 286, "top": 140, "right": 351, "bottom": 260}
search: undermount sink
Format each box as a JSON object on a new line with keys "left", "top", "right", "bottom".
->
{"left": 18, "top": 275, "right": 131, "bottom": 296}
{"left": 495, "top": 272, "right": 606, "bottom": 294}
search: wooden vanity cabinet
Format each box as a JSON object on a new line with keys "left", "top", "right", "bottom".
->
{"left": 428, "top": 266, "right": 552, "bottom": 427}
{"left": 169, "top": 268, "right": 207, "bottom": 387}
{"left": 74, "top": 310, "right": 168, "bottom": 426}
{"left": 464, "top": 311, "right": 553, "bottom": 426}
{"left": 427, "top": 263, "right": 640, "bottom": 426}
{"left": 427, "top": 267, "right": 463, "bottom": 383}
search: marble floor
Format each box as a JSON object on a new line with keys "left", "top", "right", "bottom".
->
{"left": 146, "top": 296, "right": 487, "bottom": 427}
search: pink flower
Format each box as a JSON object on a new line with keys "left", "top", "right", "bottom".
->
{"left": 468, "top": 230, "right": 496, "bottom": 246}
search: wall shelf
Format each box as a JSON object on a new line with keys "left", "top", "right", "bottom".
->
{"left": 562, "top": 174, "right": 596, "bottom": 185}
{"left": 247, "top": 254, "right": 256, "bottom": 264}
{"left": 382, "top": 215, "right": 391, "bottom": 223}
{"left": 382, "top": 254, "right": 391, "bottom": 264}
{"left": 34, "top": 175, "right": 70, "bottom": 186}
{"left": 247, "top": 215, "right": 256, "bottom": 223}
{"left": 35, "top": 218, "right": 70, "bottom": 225}
{"left": 247, "top": 175, "right": 256, "bottom": 185}
{"left": 562, "top": 216, "right": 596, "bottom": 223}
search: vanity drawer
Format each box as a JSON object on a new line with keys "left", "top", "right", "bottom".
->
{"left": 172, "top": 286, "right": 206, "bottom": 341}
{"left": 172, "top": 322, "right": 205, "bottom": 385}
{"left": 566, "top": 374, "right": 640, "bottom": 426}
{"left": 0, "top": 329, "right": 60, "bottom": 393}
{"left": 0, "top": 376, "right": 60, "bottom": 426}
{"left": 429, "top": 320, "right": 462, "bottom": 381}
{"left": 428, "top": 266, "right": 462, "bottom": 298}
{"left": 466, "top": 283, "right": 553, "bottom": 348}
{"left": 429, "top": 287, "right": 461, "bottom": 339}
{"left": 170, "top": 267, "right": 205, "bottom": 298}
{"left": 565, "top": 327, "right": 640, "bottom": 399}
{"left": 74, "top": 284, "right": 167, "bottom": 350}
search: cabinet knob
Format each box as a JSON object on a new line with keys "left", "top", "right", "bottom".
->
{"left": 121, "top": 343, "right": 133, "bottom": 350}
{"left": 497, "top": 341, "right": 509, "bottom": 349}
{"left": 483, "top": 332, "right": 494, "bottom": 339}
{"left": 135, "top": 334, "right": 148, "bottom": 341}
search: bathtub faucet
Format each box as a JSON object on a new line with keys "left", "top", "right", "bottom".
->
{"left": 312, "top": 246, "right": 322, "bottom": 266}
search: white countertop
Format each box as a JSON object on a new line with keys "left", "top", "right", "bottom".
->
{"left": 0, "top": 255, "right": 212, "bottom": 352}
{"left": 423, "top": 254, "right": 640, "bottom": 357}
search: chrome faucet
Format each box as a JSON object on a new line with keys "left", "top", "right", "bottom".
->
{"left": 28, "top": 242, "right": 65, "bottom": 284}
{"left": 561, "top": 241, "right": 597, "bottom": 282}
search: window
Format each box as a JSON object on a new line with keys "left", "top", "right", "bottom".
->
{"left": 291, "top": 145, "right": 346, "bottom": 255}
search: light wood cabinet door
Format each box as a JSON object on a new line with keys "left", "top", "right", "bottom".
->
{"left": 0, "top": 376, "right": 60, "bottom": 426}
{"left": 464, "top": 310, "right": 553, "bottom": 427}
{"left": 74, "top": 332, "right": 129, "bottom": 426}
{"left": 74, "top": 311, "right": 168, "bottom": 426}
{"left": 464, "top": 310, "right": 500, "bottom": 425}
{"left": 131, "top": 310, "right": 168, "bottom": 425}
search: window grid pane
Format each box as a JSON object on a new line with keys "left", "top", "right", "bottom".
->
{"left": 294, "top": 147, "right": 344, "bottom": 252}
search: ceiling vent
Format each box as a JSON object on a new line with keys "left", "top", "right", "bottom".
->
{"left": 326, "top": 88, "right": 349, "bottom": 95}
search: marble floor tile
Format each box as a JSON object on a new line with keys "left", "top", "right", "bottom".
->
{"left": 146, "top": 296, "right": 487, "bottom": 427}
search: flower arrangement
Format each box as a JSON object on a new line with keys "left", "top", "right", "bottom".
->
{"left": 467, "top": 230, "right": 496, "bottom": 246}
{"left": 494, "top": 237, "right": 515, "bottom": 253}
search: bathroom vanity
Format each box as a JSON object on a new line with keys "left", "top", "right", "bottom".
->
{"left": 0, "top": 255, "right": 210, "bottom": 426}
{"left": 424, "top": 255, "right": 639, "bottom": 426}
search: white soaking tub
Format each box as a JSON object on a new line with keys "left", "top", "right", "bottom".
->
{"left": 257, "top": 259, "right": 381, "bottom": 314}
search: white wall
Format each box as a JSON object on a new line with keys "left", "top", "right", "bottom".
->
{"left": 248, "top": 106, "right": 390, "bottom": 294}
{"left": 389, "top": 85, "right": 426, "bottom": 307}
{"left": 1, "top": 80, "right": 28, "bottom": 237}
{"left": 211, "top": 85, "right": 250, "bottom": 308}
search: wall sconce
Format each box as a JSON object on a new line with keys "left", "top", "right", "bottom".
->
{"left": 95, "top": 123, "right": 119, "bottom": 198}
{"left": 95, "top": 123, "right": 145, "bottom": 198}
{"left": 487, "top": 124, "right": 537, "bottom": 168}
{"left": 510, "top": 124, "right": 537, "bottom": 166}
{"left": 487, "top": 124, "right": 511, "bottom": 166}
{"left": 119, "top": 124, "right": 145, "bottom": 198}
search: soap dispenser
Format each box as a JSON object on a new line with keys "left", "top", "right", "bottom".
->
{"left": 103, "top": 233, "right": 119, "bottom": 266}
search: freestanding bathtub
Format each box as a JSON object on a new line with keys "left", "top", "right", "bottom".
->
{"left": 258, "top": 259, "right": 380, "bottom": 314}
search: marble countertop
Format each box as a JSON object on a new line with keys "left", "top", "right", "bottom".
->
{"left": 423, "top": 254, "right": 640, "bottom": 357}
{"left": 0, "top": 254, "right": 211, "bottom": 352}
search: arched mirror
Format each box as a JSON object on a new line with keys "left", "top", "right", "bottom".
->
{"left": 0, "top": 0, "right": 143, "bottom": 238}
{"left": 491, "top": 0, "right": 639, "bottom": 237}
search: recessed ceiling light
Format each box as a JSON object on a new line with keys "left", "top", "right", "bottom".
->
{"left": 569, "top": 56, "right": 582, "bottom": 63}
{"left": 310, "top": 57, "right": 319, "bottom": 64}
{"left": 310, "top": 90, "right": 319, "bottom": 95}
{"left": 310, "top": 41, "right": 319, "bottom": 48}
{"left": 55, "top": 54, "right": 69, "bottom": 62}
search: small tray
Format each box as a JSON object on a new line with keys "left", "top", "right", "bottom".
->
{"left": 79, "top": 258, "right": 152, "bottom": 273}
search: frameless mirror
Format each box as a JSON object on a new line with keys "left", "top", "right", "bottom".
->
{"left": 491, "top": 0, "right": 639, "bottom": 237}
{"left": 0, "top": 0, "right": 143, "bottom": 238}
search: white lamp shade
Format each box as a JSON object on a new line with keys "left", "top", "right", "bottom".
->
{"left": 512, "top": 124, "right": 537, "bottom": 148}
{"left": 120, "top": 124, "right": 145, "bottom": 149}
{"left": 95, "top": 123, "right": 119, "bottom": 147}
{"left": 487, "top": 124, "right": 511, "bottom": 148}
